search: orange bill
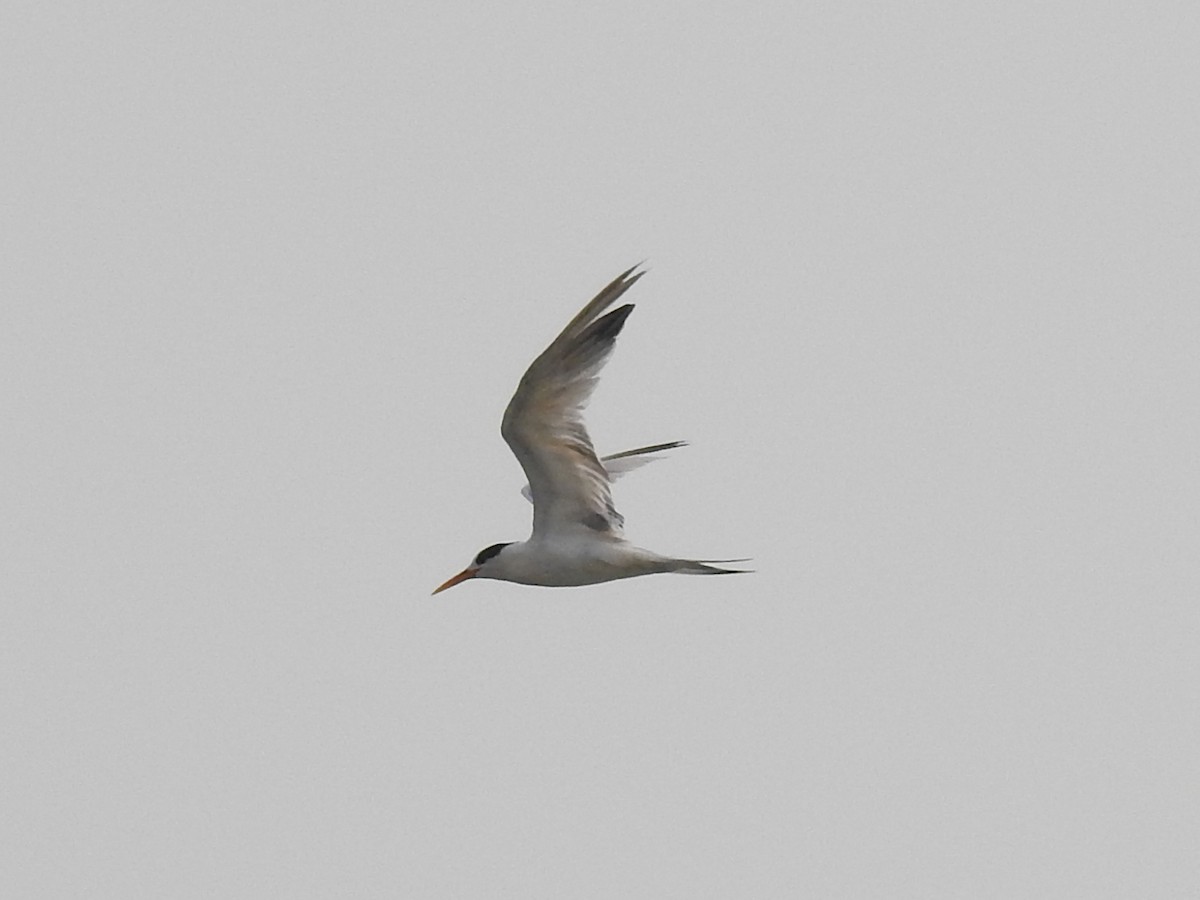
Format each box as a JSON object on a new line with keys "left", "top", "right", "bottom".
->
{"left": 432, "top": 568, "right": 475, "bottom": 595}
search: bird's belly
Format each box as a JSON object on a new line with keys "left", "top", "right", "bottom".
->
{"left": 511, "top": 544, "right": 663, "bottom": 587}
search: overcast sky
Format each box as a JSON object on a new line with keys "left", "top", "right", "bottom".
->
{"left": 4, "top": 2, "right": 1198, "bottom": 897}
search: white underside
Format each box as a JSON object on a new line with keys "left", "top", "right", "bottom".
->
{"left": 481, "top": 538, "right": 680, "bottom": 587}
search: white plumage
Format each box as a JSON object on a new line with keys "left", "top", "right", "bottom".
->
{"left": 433, "top": 266, "right": 747, "bottom": 593}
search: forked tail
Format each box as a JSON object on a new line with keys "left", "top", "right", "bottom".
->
{"left": 670, "top": 558, "right": 753, "bottom": 576}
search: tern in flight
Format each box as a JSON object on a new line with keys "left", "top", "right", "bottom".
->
{"left": 433, "top": 266, "right": 747, "bottom": 594}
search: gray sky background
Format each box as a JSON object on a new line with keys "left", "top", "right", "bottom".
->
{"left": 4, "top": 2, "right": 1198, "bottom": 897}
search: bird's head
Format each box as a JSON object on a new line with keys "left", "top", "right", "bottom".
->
{"left": 432, "top": 542, "right": 513, "bottom": 594}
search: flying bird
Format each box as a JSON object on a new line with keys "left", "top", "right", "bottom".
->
{"left": 433, "top": 266, "right": 747, "bottom": 594}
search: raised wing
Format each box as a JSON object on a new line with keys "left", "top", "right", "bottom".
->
{"left": 519, "top": 441, "right": 687, "bottom": 503}
{"left": 501, "top": 266, "right": 644, "bottom": 539}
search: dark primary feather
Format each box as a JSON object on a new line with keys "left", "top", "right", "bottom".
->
{"left": 573, "top": 303, "right": 634, "bottom": 355}
{"left": 601, "top": 440, "right": 687, "bottom": 462}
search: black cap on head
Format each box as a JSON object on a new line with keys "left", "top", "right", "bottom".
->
{"left": 474, "top": 542, "right": 512, "bottom": 566}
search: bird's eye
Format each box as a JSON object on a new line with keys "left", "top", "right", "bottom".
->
{"left": 474, "top": 542, "right": 512, "bottom": 566}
